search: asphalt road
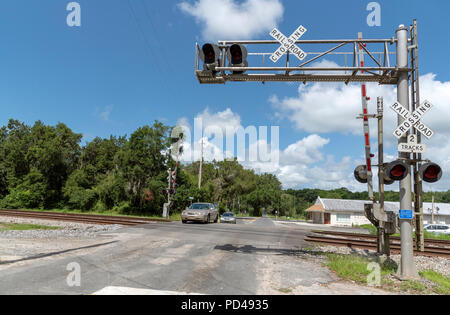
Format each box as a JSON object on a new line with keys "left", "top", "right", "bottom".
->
{"left": 0, "top": 218, "right": 385, "bottom": 295}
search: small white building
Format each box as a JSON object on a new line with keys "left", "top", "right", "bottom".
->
{"left": 306, "top": 197, "right": 450, "bottom": 227}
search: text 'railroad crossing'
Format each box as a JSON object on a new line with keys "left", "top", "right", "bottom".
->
{"left": 391, "top": 100, "right": 434, "bottom": 139}
{"left": 269, "top": 26, "right": 308, "bottom": 63}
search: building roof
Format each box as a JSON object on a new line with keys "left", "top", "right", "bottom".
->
{"left": 306, "top": 197, "right": 450, "bottom": 217}
{"left": 422, "top": 202, "right": 450, "bottom": 217}
{"left": 305, "top": 204, "right": 324, "bottom": 212}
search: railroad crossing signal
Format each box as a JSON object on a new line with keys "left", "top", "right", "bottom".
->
{"left": 200, "top": 43, "right": 221, "bottom": 72}
{"left": 269, "top": 26, "right": 308, "bottom": 63}
{"left": 391, "top": 100, "right": 434, "bottom": 139}
{"left": 385, "top": 160, "right": 409, "bottom": 182}
{"left": 226, "top": 44, "right": 248, "bottom": 74}
{"left": 419, "top": 163, "right": 443, "bottom": 183}
{"left": 354, "top": 165, "right": 368, "bottom": 184}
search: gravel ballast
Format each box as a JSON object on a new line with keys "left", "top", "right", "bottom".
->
{"left": 0, "top": 216, "right": 123, "bottom": 239}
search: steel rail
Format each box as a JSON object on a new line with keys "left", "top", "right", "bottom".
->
{"left": 0, "top": 209, "right": 169, "bottom": 226}
{"left": 305, "top": 235, "right": 450, "bottom": 258}
{"left": 312, "top": 230, "right": 450, "bottom": 247}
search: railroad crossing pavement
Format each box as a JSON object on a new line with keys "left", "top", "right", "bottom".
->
{"left": 0, "top": 218, "right": 389, "bottom": 295}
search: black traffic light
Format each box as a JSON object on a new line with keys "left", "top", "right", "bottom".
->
{"left": 162, "top": 188, "right": 168, "bottom": 195}
{"left": 355, "top": 164, "right": 396, "bottom": 185}
{"left": 419, "top": 162, "right": 443, "bottom": 183}
{"left": 381, "top": 163, "right": 395, "bottom": 186}
{"left": 385, "top": 160, "right": 409, "bottom": 182}
{"left": 227, "top": 44, "right": 248, "bottom": 74}
{"left": 200, "top": 43, "right": 221, "bottom": 72}
{"left": 354, "top": 165, "right": 368, "bottom": 184}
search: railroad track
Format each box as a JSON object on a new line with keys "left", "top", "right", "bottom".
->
{"left": 306, "top": 230, "right": 450, "bottom": 258}
{"left": 312, "top": 230, "right": 450, "bottom": 248}
{"left": 0, "top": 209, "right": 170, "bottom": 226}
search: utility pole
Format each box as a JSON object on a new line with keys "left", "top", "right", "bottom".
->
{"left": 163, "top": 168, "right": 173, "bottom": 219}
{"left": 431, "top": 194, "right": 435, "bottom": 224}
{"left": 396, "top": 24, "right": 419, "bottom": 280}
{"left": 198, "top": 138, "right": 204, "bottom": 189}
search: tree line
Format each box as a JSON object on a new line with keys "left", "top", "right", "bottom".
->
{"left": 0, "top": 119, "right": 447, "bottom": 218}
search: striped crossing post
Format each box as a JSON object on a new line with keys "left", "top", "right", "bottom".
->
{"left": 358, "top": 32, "right": 374, "bottom": 200}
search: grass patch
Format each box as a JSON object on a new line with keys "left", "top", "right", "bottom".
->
{"left": 266, "top": 215, "right": 306, "bottom": 221}
{"left": 421, "top": 270, "right": 450, "bottom": 295}
{"left": 325, "top": 253, "right": 395, "bottom": 285}
{"left": 399, "top": 279, "right": 428, "bottom": 293}
{"left": 0, "top": 223, "right": 60, "bottom": 231}
{"left": 354, "top": 224, "right": 378, "bottom": 235}
{"left": 278, "top": 288, "right": 292, "bottom": 294}
{"left": 169, "top": 212, "right": 181, "bottom": 222}
{"left": 423, "top": 231, "right": 450, "bottom": 241}
{"left": 321, "top": 252, "right": 449, "bottom": 294}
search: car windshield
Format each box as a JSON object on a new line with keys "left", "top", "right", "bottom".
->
{"left": 222, "top": 213, "right": 234, "bottom": 217}
{"left": 189, "top": 204, "right": 211, "bottom": 210}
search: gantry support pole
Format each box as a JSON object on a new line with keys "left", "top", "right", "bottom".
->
{"left": 396, "top": 25, "right": 419, "bottom": 280}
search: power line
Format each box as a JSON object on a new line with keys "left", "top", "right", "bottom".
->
{"left": 126, "top": 0, "right": 163, "bottom": 75}
{"left": 140, "top": 0, "right": 173, "bottom": 72}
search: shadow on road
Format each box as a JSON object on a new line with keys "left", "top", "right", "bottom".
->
{"left": 0, "top": 241, "right": 118, "bottom": 265}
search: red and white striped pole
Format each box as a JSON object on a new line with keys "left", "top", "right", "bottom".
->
{"left": 358, "top": 32, "right": 374, "bottom": 200}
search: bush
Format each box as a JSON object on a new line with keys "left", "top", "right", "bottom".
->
{"left": 65, "top": 187, "right": 97, "bottom": 211}
{"left": 96, "top": 174, "right": 127, "bottom": 210}
{"left": 112, "top": 202, "right": 133, "bottom": 214}
{"left": 0, "top": 169, "right": 46, "bottom": 209}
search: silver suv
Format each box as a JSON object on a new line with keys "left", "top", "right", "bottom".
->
{"left": 181, "top": 203, "right": 219, "bottom": 224}
{"left": 424, "top": 224, "right": 450, "bottom": 235}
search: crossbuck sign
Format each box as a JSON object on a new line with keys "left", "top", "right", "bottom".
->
{"left": 270, "top": 26, "right": 308, "bottom": 63}
{"left": 391, "top": 100, "right": 434, "bottom": 140}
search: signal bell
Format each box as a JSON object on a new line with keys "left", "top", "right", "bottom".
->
{"left": 385, "top": 160, "right": 410, "bottom": 182}
{"left": 419, "top": 162, "right": 442, "bottom": 183}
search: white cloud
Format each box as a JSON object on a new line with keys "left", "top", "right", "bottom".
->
{"left": 96, "top": 105, "right": 113, "bottom": 121}
{"left": 197, "top": 108, "right": 242, "bottom": 136}
{"left": 174, "top": 89, "right": 450, "bottom": 191}
{"left": 281, "top": 135, "right": 329, "bottom": 165}
{"left": 177, "top": 108, "right": 243, "bottom": 163}
{"left": 270, "top": 66, "right": 398, "bottom": 135}
{"left": 271, "top": 68, "right": 450, "bottom": 191}
{"left": 177, "top": 108, "right": 374, "bottom": 190}
{"left": 179, "top": 0, "right": 284, "bottom": 41}
{"left": 271, "top": 66, "right": 450, "bottom": 140}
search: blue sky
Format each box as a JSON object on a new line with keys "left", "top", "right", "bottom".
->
{"left": 1, "top": 0, "right": 449, "bottom": 191}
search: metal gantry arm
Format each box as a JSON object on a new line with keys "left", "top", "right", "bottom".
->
{"left": 196, "top": 37, "right": 402, "bottom": 85}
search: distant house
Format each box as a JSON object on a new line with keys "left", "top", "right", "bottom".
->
{"left": 306, "top": 197, "right": 450, "bottom": 226}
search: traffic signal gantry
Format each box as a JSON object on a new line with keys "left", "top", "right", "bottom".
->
{"left": 194, "top": 20, "right": 440, "bottom": 280}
